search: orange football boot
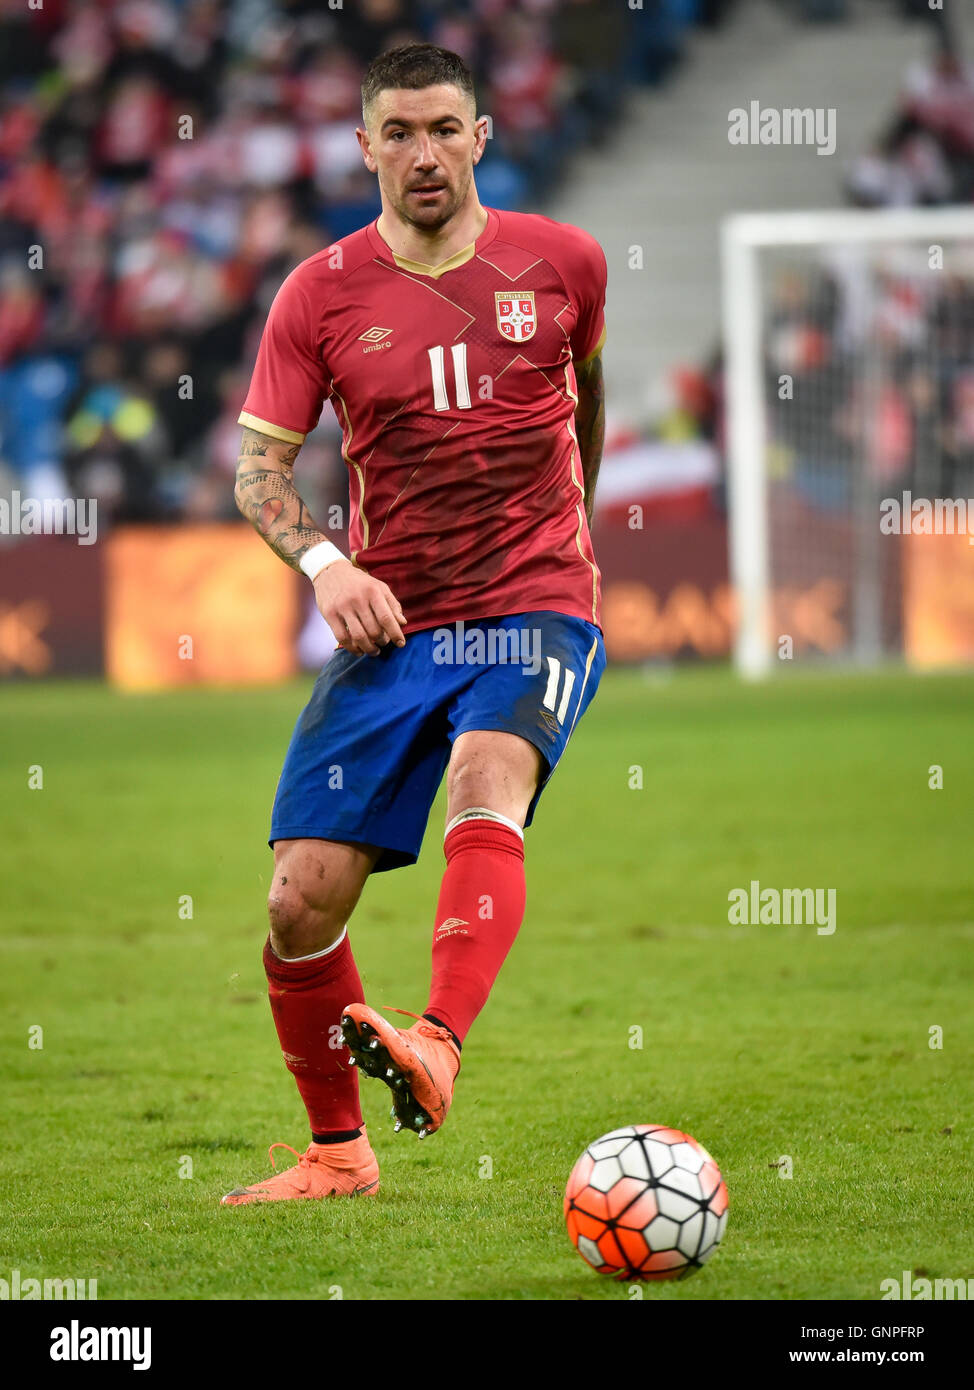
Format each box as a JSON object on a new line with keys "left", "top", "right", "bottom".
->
{"left": 340, "top": 1005, "right": 461, "bottom": 1138}
{"left": 221, "top": 1133, "right": 379, "bottom": 1205}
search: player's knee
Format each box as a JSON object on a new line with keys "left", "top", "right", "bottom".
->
{"left": 266, "top": 879, "right": 305, "bottom": 936}
{"left": 266, "top": 874, "right": 344, "bottom": 957}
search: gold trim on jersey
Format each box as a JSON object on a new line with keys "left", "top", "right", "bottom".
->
{"left": 237, "top": 411, "right": 306, "bottom": 445}
{"left": 574, "top": 324, "right": 607, "bottom": 366}
{"left": 574, "top": 498, "right": 599, "bottom": 624}
{"left": 554, "top": 301, "right": 573, "bottom": 349}
{"left": 563, "top": 360, "right": 600, "bottom": 624}
{"left": 329, "top": 383, "right": 369, "bottom": 556}
{"left": 476, "top": 253, "right": 543, "bottom": 283}
{"left": 391, "top": 242, "right": 476, "bottom": 279}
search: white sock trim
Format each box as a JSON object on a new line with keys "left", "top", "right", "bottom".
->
{"left": 444, "top": 807, "right": 524, "bottom": 841}
{"left": 273, "top": 925, "right": 347, "bottom": 962}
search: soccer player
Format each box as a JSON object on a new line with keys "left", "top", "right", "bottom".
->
{"left": 223, "top": 43, "right": 607, "bottom": 1204}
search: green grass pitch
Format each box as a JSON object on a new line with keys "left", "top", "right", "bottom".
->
{"left": 2, "top": 666, "right": 972, "bottom": 1300}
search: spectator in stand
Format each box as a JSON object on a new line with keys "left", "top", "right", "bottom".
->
{"left": 485, "top": 10, "right": 568, "bottom": 198}
{"left": 0, "top": 261, "right": 43, "bottom": 365}
{"left": 550, "top": 0, "right": 628, "bottom": 146}
{"left": 847, "top": 23, "right": 974, "bottom": 207}
{"left": 63, "top": 340, "right": 166, "bottom": 521}
{"left": 141, "top": 337, "right": 214, "bottom": 467}
{"left": 184, "top": 363, "right": 251, "bottom": 520}
{"left": 340, "top": 0, "right": 423, "bottom": 65}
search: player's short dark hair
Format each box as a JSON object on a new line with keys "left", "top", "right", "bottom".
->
{"left": 361, "top": 43, "right": 476, "bottom": 125}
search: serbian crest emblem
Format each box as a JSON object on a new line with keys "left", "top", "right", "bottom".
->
{"left": 495, "top": 290, "right": 537, "bottom": 343}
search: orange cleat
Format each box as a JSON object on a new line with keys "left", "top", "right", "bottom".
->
{"left": 340, "top": 1005, "right": 461, "bottom": 1139}
{"left": 220, "top": 1133, "right": 379, "bottom": 1205}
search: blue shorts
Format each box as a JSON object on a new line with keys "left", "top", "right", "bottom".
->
{"left": 270, "top": 610, "right": 606, "bottom": 871}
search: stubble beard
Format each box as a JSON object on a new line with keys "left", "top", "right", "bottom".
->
{"left": 390, "top": 165, "right": 471, "bottom": 234}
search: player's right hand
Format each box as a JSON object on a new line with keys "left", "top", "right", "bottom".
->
{"left": 312, "top": 559, "right": 407, "bottom": 656}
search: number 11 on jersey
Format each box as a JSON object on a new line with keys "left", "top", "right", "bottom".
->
{"left": 428, "top": 343, "right": 472, "bottom": 412}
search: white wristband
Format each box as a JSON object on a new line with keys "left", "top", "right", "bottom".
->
{"left": 299, "top": 540, "right": 346, "bottom": 581}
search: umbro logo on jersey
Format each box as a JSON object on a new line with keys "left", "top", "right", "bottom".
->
{"left": 359, "top": 326, "right": 394, "bottom": 353}
{"left": 495, "top": 290, "right": 537, "bottom": 343}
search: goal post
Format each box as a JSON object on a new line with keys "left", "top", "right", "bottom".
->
{"left": 721, "top": 206, "right": 974, "bottom": 678}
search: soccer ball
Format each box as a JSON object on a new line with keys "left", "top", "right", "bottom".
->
{"left": 564, "top": 1124, "right": 728, "bottom": 1280}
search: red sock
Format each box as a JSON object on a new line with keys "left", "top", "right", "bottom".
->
{"left": 425, "top": 815, "right": 527, "bottom": 1043}
{"left": 263, "top": 931, "right": 364, "bottom": 1139}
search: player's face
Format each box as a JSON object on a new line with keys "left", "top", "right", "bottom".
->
{"left": 358, "top": 85, "right": 486, "bottom": 232}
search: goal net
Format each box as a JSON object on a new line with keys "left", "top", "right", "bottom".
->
{"left": 721, "top": 207, "right": 974, "bottom": 677}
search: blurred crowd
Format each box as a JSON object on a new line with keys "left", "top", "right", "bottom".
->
{"left": 657, "top": 6, "right": 974, "bottom": 505}
{"left": 763, "top": 249, "right": 974, "bottom": 509}
{"left": 0, "top": 0, "right": 716, "bottom": 523}
{"left": 762, "top": 10, "right": 974, "bottom": 509}
{"left": 6, "top": 0, "right": 965, "bottom": 531}
{"left": 654, "top": 243, "right": 974, "bottom": 521}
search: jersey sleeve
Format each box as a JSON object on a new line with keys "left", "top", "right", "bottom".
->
{"left": 568, "top": 229, "right": 607, "bottom": 365}
{"left": 238, "top": 265, "right": 331, "bottom": 445}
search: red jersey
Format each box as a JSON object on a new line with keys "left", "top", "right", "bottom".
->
{"left": 239, "top": 207, "right": 606, "bottom": 633}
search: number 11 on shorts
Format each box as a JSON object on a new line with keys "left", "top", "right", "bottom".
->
{"left": 542, "top": 656, "right": 576, "bottom": 726}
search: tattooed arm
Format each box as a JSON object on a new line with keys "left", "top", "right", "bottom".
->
{"left": 573, "top": 351, "right": 605, "bottom": 527}
{"left": 234, "top": 426, "right": 406, "bottom": 654}
{"left": 233, "top": 427, "right": 324, "bottom": 571}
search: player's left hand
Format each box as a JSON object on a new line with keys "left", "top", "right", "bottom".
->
{"left": 313, "top": 558, "right": 407, "bottom": 656}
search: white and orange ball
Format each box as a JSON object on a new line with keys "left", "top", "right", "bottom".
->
{"left": 565, "top": 1124, "right": 728, "bottom": 1280}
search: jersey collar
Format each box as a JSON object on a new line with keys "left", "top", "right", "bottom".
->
{"left": 367, "top": 207, "right": 498, "bottom": 280}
